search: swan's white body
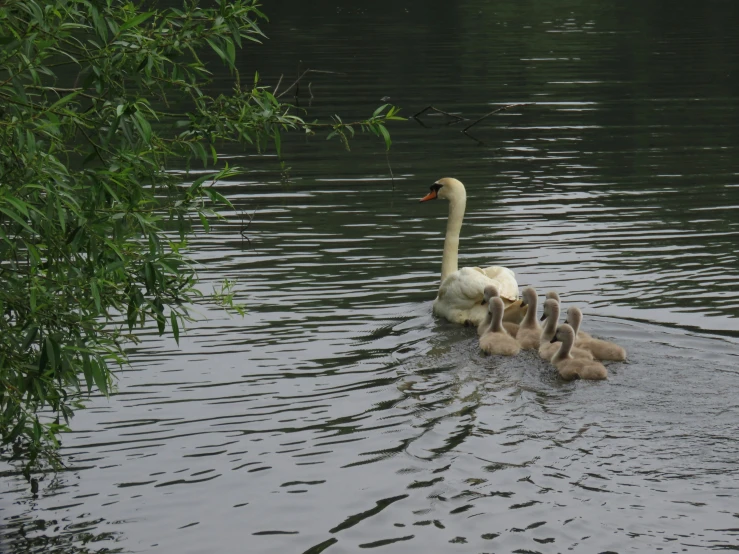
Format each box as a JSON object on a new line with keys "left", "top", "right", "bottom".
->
{"left": 421, "top": 178, "right": 519, "bottom": 326}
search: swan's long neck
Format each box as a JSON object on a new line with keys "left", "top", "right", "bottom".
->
{"left": 541, "top": 304, "right": 559, "bottom": 341}
{"left": 569, "top": 310, "right": 581, "bottom": 336}
{"left": 441, "top": 191, "right": 466, "bottom": 283}
{"left": 553, "top": 331, "right": 573, "bottom": 362}
{"left": 481, "top": 311, "right": 492, "bottom": 330}
{"left": 489, "top": 307, "right": 503, "bottom": 333}
{"left": 522, "top": 295, "right": 538, "bottom": 328}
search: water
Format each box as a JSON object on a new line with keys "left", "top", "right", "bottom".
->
{"left": 3, "top": 1, "right": 739, "bottom": 552}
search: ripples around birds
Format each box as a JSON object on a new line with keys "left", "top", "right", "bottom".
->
{"left": 2, "top": 173, "right": 739, "bottom": 553}
{"left": 4, "top": 0, "right": 739, "bottom": 551}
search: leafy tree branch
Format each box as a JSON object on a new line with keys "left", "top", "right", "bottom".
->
{"left": 0, "top": 0, "right": 403, "bottom": 477}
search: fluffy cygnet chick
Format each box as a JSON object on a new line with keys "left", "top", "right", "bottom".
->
{"left": 565, "top": 306, "right": 626, "bottom": 362}
{"left": 479, "top": 297, "right": 521, "bottom": 356}
{"left": 563, "top": 305, "right": 592, "bottom": 341}
{"left": 551, "top": 324, "right": 608, "bottom": 381}
{"left": 538, "top": 299, "right": 593, "bottom": 361}
{"left": 545, "top": 291, "right": 561, "bottom": 303}
{"left": 478, "top": 285, "right": 520, "bottom": 338}
{"left": 515, "top": 286, "right": 542, "bottom": 350}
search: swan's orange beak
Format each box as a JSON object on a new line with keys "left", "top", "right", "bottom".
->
{"left": 419, "top": 190, "right": 438, "bottom": 202}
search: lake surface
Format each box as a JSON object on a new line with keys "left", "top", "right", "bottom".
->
{"left": 3, "top": 1, "right": 739, "bottom": 552}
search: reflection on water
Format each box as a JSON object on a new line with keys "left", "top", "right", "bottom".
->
{"left": 3, "top": 0, "right": 739, "bottom": 552}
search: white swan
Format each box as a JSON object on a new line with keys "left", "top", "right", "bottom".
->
{"left": 421, "top": 178, "right": 520, "bottom": 326}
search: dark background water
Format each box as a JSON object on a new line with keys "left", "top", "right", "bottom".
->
{"left": 3, "top": 1, "right": 739, "bottom": 552}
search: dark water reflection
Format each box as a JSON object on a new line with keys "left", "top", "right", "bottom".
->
{"left": 3, "top": 0, "right": 739, "bottom": 552}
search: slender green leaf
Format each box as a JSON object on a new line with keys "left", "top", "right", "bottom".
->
{"left": 48, "top": 90, "right": 82, "bottom": 112}
{"left": 82, "top": 352, "right": 94, "bottom": 392}
{"left": 118, "top": 11, "right": 155, "bottom": 33}
{"left": 0, "top": 206, "right": 35, "bottom": 234}
{"left": 206, "top": 38, "right": 227, "bottom": 63}
{"left": 372, "top": 104, "right": 389, "bottom": 117}
{"left": 91, "top": 358, "right": 109, "bottom": 396}
{"left": 378, "top": 124, "right": 392, "bottom": 150}
{"left": 91, "top": 281, "right": 101, "bottom": 313}
{"left": 171, "top": 311, "right": 179, "bottom": 345}
{"left": 45, "top": 337, "right": 56, "bottom": 370}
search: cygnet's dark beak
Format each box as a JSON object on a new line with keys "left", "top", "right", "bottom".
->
{"left": 540, "top": 313, "right": 547, "bottom": 321}
{"left": 564, "top": 319, "right": 569, "bottom": 325}
{"left": 550, "top": 335, "right": 558, "bottom": 343}
{"left": 520, "top": 300, "right": 527, "bottom": 307}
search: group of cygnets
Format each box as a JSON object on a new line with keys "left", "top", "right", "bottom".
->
{"left": 418, "top": 176, "right": 627, "bottom": 381}
{"left": 478, "top": 285, "right": 626, "bottom": 381}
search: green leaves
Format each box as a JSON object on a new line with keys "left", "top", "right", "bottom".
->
{"left": 0, "top": 0, "right": 400, "bottom": 475}
{"left": 367, "top": 105, "right": 404, "bottom": 151}
{"left": 323, "top": 103, "right": 403, "bottom": 152}
{"left": 48, "top": 90, "right": 82, "bottom": 112}
{"left": 91, "top": 280, "right": 102, "bottom": 313}
{"left": 171, "top": 311, "right": 179, "bottom": 345}
{"left": 117, "top": 11, "right": 155, "bottom": 33}
{"left": 378, "top": 124, "right": 392, "bottom": 150}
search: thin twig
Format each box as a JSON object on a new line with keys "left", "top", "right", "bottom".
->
{"left": 75, "top": 123, "right": 107, "bottom": 164}
{"left": 273, "top": 73, "right": 284, "bottom": 97}
{"left": 462, "top": 103, "right": 531, "bottom": 133}
{"left": 276, "top": 69, "right": 347, "bottom": 99}
{"left": 386, "top": 150, "right": 395, "bottom": 192}
{"left": 295, "top": 62, "right": 301, "bottom": 101}
{"left": 239, "top": 207, "right": 258, "bottom": 251}
{"left": 461, "top": 131, "right": 488, "bottom": 147}
{"left": 412, "top": 105, "right": 466, "bottom": 121}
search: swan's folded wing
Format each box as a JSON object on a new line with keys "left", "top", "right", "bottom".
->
{"left": 437, "top": 267, "right": 487, "bottom": 305}
{"left": 481, "top": 265, "right": 519, "bottom": 301}
{"left": 481, "top": 265, "right": 515, "bottom": 280}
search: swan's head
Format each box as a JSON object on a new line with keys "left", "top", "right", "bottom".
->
{"left": 488, "top": 296, "right": 505, "bottom": 318}
{"left": 519, "top": 286, "right": 538, "bottom": 308}
{"left": 551, "top": 324, "right": 575, "bottom": 344}
{"left": 540, "top": 298, "right": 559, "bottom": 322}
{"left": 419, "top": 177, "right": 465, "bottom": 203}
{"left": 564, "top": 306, "right": 582, "bottom": 330}
{"left": 481, "top": 284, "right": 500, "bottom": 304}
{"left": 545, "top": 290, "right": 561, "bottom": 303}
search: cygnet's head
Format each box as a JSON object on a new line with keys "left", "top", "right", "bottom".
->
{"left": 564, "top": 306, "right": 583, "bottom": 330}
{"left": 551, "top": 324, "right": 575, "bottom": 344}
{"left": 520, "top": 286, "right": 538, "bottom": 308}
{"left": 546, "top": 291, "right": 561, "bottom": 303}
{"left": 419, "top": 177, "right": 465, "bottom": 203}
{"left": 488, "top": 296, "right": 505, "bottom": 317}
{"left": 540, "top": 298, "right": 559, "bottom": 322}
{"left": 481, "top": 285, "right": 500, "bottom": 305}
